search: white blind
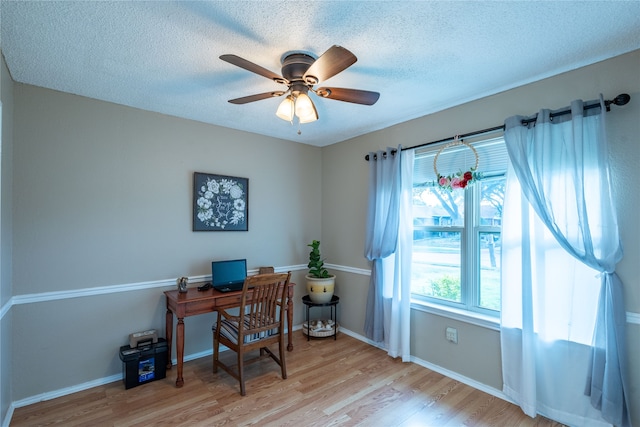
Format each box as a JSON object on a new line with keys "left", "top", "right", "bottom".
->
{"left": 413, "top": 136, "right": 508, "bottom": 186}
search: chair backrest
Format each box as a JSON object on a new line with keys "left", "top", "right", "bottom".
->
{"left": 238, "top": 272, "right": 291, "bottom": 339}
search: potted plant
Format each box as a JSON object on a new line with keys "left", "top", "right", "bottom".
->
{"left": 306, "top": 240, "right": 335, "bottom": 303}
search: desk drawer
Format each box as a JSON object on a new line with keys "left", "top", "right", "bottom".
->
{"left": 181, "top": 295, "right": 241, "bottom": 316}
{"left": 214, "top": 294, "right": 243, "bottom": 308}
{"left": 182, "top": 299, "right": 220, "bottom": 316}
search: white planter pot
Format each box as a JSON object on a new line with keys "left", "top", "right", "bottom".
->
{"left": 305, "top": 274, "right": 335, "bottom": 303}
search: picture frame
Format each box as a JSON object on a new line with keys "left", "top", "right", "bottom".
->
{"left": 193, "top": 172, "right": 249, "bottom": 231}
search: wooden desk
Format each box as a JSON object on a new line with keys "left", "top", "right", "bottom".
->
{"left": 164, "top": 281, "right": 295, "bottom": 387}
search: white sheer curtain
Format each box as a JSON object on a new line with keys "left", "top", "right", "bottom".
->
{"left": 501, "top": 96, "right": 630, "bottom": 426}
{"left": 364, "top": 146, "right": 413, "bottom": 360}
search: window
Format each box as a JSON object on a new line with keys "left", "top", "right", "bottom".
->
{"left": 411, "top": 137, "right": 507, "bottom": 317}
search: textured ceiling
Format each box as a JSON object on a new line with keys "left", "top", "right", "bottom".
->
{"left": 2, "top": 1, "right": 639, "bottom": 147}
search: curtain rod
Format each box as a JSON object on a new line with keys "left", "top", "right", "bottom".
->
{"left": 365, "top": 93, "right": 631, "bottom": 161}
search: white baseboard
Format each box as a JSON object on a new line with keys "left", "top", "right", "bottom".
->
{"left": 1, "top": 405, "right": 13, "bottom": 427}
{"left": 10, "top": 373, "right": 122, "bottom": 409}
{"left": 337, "top": 327, "right": 513, "bottom": 404}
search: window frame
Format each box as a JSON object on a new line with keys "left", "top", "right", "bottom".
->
{"left": 410, "top": 138, "right": 506, "bottom": 320}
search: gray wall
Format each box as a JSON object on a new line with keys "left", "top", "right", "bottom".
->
{"left": 322, "top": 50, "right": 640, "bottom": 423}
{"left": 9, "top": 82, "right": 321, "bottom": 401}
{"left": 1, "top": 53, "right": 15, "bottom": 425}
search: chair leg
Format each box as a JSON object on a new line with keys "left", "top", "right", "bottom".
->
{"left": 237, "top": 347, "right": 246, "bottom": 396}
{"left": 212, "top": 332, "right": 219, "bottom": 373}
{"left": 279, "top": 335, "right": 287, "bottom": 379}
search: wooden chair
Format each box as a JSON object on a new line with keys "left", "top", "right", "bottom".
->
{"left": 212, "top": 272, "right": 291, "bottom": 395}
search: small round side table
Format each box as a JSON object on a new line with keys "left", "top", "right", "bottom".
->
{"left": 301, "top": 295, "right": 339, "bottom": 340}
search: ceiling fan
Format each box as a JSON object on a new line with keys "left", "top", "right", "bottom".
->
{"left": 220, "top": 45, "right": 380, "bottom": 124}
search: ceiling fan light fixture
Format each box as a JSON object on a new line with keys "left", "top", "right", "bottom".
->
{"left": 295, "top": 92, "right": 318, "bottom": 123}
{"left": 276, "top": 95, "right": 295, "bottom": 122}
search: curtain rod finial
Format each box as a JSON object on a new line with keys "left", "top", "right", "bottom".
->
{"left": 606, "top": 93, "right": 631, "bottom": 111}
{"left": 613, "top": 93, "right": 630, "bottom": 106}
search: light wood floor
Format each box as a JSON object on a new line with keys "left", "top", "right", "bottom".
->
{"left": 11, "top": 331, "right": 564, "bottom": 426}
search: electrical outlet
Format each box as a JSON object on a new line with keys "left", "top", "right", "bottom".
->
{"left": 446, "top": 327, "right": 458, "bottom": 344}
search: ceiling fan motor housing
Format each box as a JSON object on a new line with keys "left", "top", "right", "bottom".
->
{"left": 281, "top": 53, "right": 317, "bottom": 84}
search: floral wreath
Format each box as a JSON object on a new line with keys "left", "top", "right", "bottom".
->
{"left": 434, "top": 136, "right": 480, "bottom": 191}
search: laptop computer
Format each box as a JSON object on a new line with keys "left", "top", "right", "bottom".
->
{"left": 211, "top": 259, "right": 247, "bottom": 292}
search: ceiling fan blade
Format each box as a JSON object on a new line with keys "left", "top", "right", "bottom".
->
{"left": 228, "top": 91, "right": 285, "bottom": 104}
{"left": 315, "top": 87, "right": 380, "bottom": 105}
{"left": 220, "top": 54, "right": 287, "bottom": 84}
{"left": 303, "top": 45, "right": 357, "bottom": 85}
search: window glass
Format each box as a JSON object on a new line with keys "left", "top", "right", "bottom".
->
{"left": 478, "top": 232, "right": 500, "bottom": 310}
{"left": 412, "top": 230, "right": 462, "bottom": 303}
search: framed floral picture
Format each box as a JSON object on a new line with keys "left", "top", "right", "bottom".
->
{"left": 193, "top": 172, "right": 248, "bottom": 231}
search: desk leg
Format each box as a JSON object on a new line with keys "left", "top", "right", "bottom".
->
{"left": 165, "top": 308, "right": 173, "bottom": 370}
{"left": 287, "top": 287, "right": 294, "bottom": 351}
{"left": 175, "top": 317, "right": 185, "bottom": 387}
